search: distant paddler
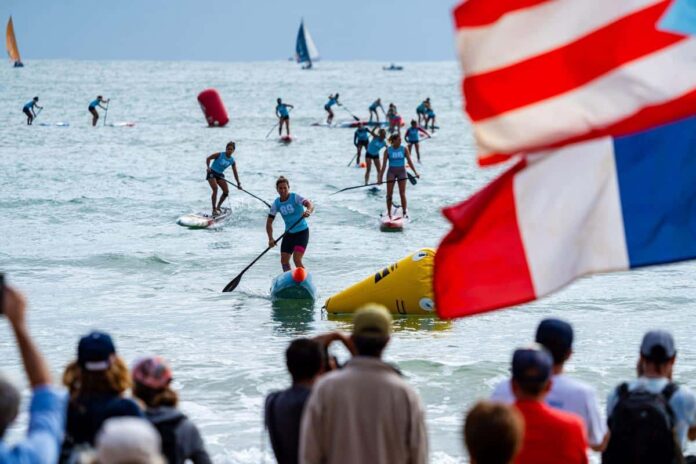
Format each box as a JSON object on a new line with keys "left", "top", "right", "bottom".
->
{"left": 267, "top": 176, "right": 314, "bottom": 272}
{"left": 205, "top": 141, "right": 241, "bottom": 216}
{"left": 378, "top": 134, "right": 419, "bottom": 219}
{"left": 324, "top": 93, "right": 340, "bottom": 125}
{"left": 22, "top": 97, "right": 42, "bottom": 125}
{"left": 368, "top": 98, "right": 384, "bottom": 123}
{"left": 353, "top": 122, "right": 370, "bottom": 166}
{"left": 416, "top": 98, "right": 430, "bottom": 126}
{"left": 424, "top": 100, "right": 437, "bottom": 131}
{"left": 88, "top": 96, "right": 110, "bottom": 127}
{"left": 364, "top": 128, "right": 387, "bottom": 185}
{"left": 404, "top": 120, "right": 431, "bottom": 163}
{"left": 275, "top": 98, "right": 294, "bottom": 137}
{"left": 386, "top": 103, "right": 402, "bottom": 135}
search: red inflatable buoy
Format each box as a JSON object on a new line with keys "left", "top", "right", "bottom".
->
{"left": 292, "top": 267, "right": 307, "bottom": 283}
{"left": 197, "top": 89, "right": 229, "bottom": 127}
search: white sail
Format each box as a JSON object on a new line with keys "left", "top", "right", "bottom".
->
{"left": 303, "top": 23, "right": 319, "bottom": 61}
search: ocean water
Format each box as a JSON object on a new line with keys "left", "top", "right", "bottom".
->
{"left": 2, "top": 60, "right": 696, "bottom": 463}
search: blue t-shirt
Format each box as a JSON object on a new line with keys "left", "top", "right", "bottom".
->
{"left": 405, "top": 127, "right": 420, "bottom": 143}
{"left": 369, "top": 101, "right": 380, "bottom": 111}
{"left": 607, "top": 377, "right": 696, "bottom": 451}
{"left": 269, "top": 193, "right": 308, "bottom": 233}
{"left": 387, "top": 146, "right": 406, "bottom": 167}
{"left": 355, "top": 127, "right": 370, "bottom": 142}
{"left": 24, "top": 101, "right": 35, "bottom": 111}
{"left": 0, "top": 387, "right": 66, "bottom": 464}
{"left": 89, "top": 99, "right": 100, "bottom": 109}
{"left": 211, "top": 152, "right": 235, "bottom": 174}
{"left": 276, "top": 104, "right": 289, "bottom": 118}
{"left": 367, "top": 137, "right": 386, "bottom": 156}
{"left": 325, "top": 97, "right": 337, "bottom": 108}
{"left": 416, "top": 103, "right": 427, "bottom": 113}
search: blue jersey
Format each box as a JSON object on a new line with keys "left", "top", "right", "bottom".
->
{"left": 367, "top": 137, "right": 387, "bottom": 156}
{"left": 369, "top": 101, "right": 380, "bottom": 111}
{"left": 405, "top": 127, "right": 420, "bottom": 143}
{"left": 416, "top": 103, "right": 427, "bottom": 114}
{"left": 24, "top": 101, "right": 35, "bottom": 111}
{"left": 276, "top": 104, "right": 289, "bottom": 118}
{"left": 325, "top": 97, "right": 338, "bottom": 108}
{"left": 211, "top": 152, "right": 235, "bottom": 174}
{"left": 355, "top": 127, "right": 370, "bottom": 142}
{"left": 270, "top": 193, "right": 308, "bottom": 233}
{"left": 89, "top": 99, "right": 100, "bottom": 109}
{"left": 387, "top": 146, "right": 406, "bottom": 167}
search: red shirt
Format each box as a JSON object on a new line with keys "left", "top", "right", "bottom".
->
{"left": 514, "top": 399, "right": 588, "bottom": 464}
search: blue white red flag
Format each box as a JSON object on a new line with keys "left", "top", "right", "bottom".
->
{"left": 434, "top": 116, "right": 696, "bottom": 318}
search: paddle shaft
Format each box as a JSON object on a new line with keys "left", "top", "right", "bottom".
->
{"left": 266, "top": 108, "right": 293, "bottom": 138}
{"left": 331, "top": 172, "right": 417, "bottom": 195}
{"left": 222, "top": 214, "right": 307, "bottom": 292}
{"left": 340, "top": 104, "right": 360, "bottom": 121}
{"left": 220, "top": 178, "right": 271, "bottom": 208}
{"left": 103, "top": 101, "right": 110, "bottom": 126}
{"left": 33, "top": 107, "right": 43, "bottom": 121}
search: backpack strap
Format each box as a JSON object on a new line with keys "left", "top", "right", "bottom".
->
{"left": 617, "top": 382, "right": 630, "bottom": 400}
{"left": 662, "top": 382, "right": 679, "bottom": 401}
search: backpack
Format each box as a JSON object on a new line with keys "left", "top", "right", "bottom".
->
{"left": 154, "top": 415, "right": 185, "bottom": 464}
{"left": 602, "top": 382, "right": 683, "bottom": 464}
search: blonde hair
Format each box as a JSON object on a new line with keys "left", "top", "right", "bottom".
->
{"left": 63, "top": 356, "right": 132, "bottom": 400}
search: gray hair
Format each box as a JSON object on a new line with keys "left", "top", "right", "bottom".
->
{"left": 0, "top": 375, "right": 20, "bottom": 438}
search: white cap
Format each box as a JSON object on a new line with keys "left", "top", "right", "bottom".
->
{"left": 96, "top": 417, "right": 165, "bottom": 464}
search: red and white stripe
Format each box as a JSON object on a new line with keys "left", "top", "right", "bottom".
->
{"left": 453, "top": 0, "right": 696, "bottom": 165}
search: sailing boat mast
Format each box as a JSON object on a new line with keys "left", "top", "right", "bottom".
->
{"left": 6, "top": 16, "right": 23, "bottom": 67}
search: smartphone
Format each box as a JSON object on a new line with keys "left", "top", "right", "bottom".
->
{"left": 0, "top": 273, "right": 4, "bottom": 315}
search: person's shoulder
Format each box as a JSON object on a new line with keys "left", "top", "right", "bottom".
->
{"left": 555, "top": 375, "right": 598, "bottom": 397}
{"left": 107, "top": 396, "right": 142, "bottom": 415}
{"left": 546, "top": 404, "right": 586, "bottom": 431}
{"left": 491, "top": 378, "right": 514, "bottom": 402}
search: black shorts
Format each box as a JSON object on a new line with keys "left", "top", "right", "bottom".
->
{"left": 206, "top": 170, "right": 225, "bottom": 180}
{"left": 356, "top": 140, "right": 368, "bottom": 148}
{"left": 23, "top": 108, "right": 32, "bottom": 118}
{"left": 366, "top": 152, "right": 380, "bottom": 159}
{"left": 324, "top": 105, "right": 332, "bottom": 112}
{"left": 279, "top": 115, "right": 289, "bottom": 121}
{"left": 281, "top": 228, "right": 309, "bottom": 254}
{"left": 88, "top": 106, "right": 99, "bottom": 116}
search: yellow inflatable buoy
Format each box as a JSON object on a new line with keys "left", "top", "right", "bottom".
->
{"left": 324, "top": 248, "right": 436, "bottom": 316}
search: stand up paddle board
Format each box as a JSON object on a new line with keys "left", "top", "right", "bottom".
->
{"left": 380, "top": 206, "right": 407, "bottom": 232}
{"left": 368, "top": 186, "right": 381, "bottom": 194}
{"left": 39, "top": 122, "right": 70, "bottom": 127}
{"left": 271, "top": 268, "right": 316, "bottom": 301}
{"left": 279, "top": 135, "right": 293, "bottom": 143}
{"left": 177, "top": 207, "right": 231, "bottom": 229}
{"left": 107, "top": 121, "right": 136, "bottom": 127}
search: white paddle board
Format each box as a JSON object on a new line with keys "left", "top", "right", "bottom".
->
{"left": 177, "top": 207, "right": 231, "bottom": 229}
{"left": 379, "top": 206, "right": 407, "bottom": 232}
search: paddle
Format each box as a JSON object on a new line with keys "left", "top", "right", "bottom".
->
{"left": 330, "top": 172, "right": 418, "bottom": 195}
{"left": 222, "top": 214, "right": 307, "bottom": 292}
{"left": 346, "top": 153, "right": 357, "bottom": 167}
{"left": 220, "top": 178, "right": 272, "bottom": 208}
{"left": 103, "top": 100, "right": 110, "bottom": 127}
{"left": 340, "top": 104, "right": 360, "bottom": 122}
{"left": 33, "top": 107, "right": 43, "bottom": 122}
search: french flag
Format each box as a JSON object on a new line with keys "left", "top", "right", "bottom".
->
{"left": 454, "top": 0, "right": 696, "bottom": 166}
{"left": 434, "top": 115, "right": 696, "bottom": 319}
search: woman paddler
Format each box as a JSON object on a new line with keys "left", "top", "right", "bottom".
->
{"left": 266, "top": 176, "right": 315, "bottom": 272}
{"left": 324, "top": 93, "right": 340, "bottom": 125}
{"left": 378, "top": 134, "right": 419, "bottom": 219}
{"left": 205, "top": 141, "right": 241, "bottom": 216}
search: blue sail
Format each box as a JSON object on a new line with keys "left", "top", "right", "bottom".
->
{"left": 295, "top": 21, "right": 310, "bottom": 65}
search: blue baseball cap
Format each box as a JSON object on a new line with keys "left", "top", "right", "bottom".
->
{"left": 78, "top": 331, "right": 116, "bottom": 371}
{"left": 536, "top": 318, "right": 574, "bottom": 352}
{"left": 512, "top": 345, "right": 553, "bottom": 383}
{"left": 640, "top": 330, "right": 676, "bottom": 362}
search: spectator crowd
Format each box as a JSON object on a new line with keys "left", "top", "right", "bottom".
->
{"left": 2, "top": 284, "right": 696, "bottom": 464}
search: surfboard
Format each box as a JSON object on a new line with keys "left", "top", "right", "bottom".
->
{"left": 380, "top": 206, "right": 407, "bottom": 232}
{"left": 270, "top": 269, "right": 316, "bottom": 301}
{"left": 39, "top": 122, "right": 70, "bottom": 127}
{"left": 279, "top": 135, "right": 293, "bottom": 143}
{"left": 107, "top": 121, "right": 136, "bottom": 127}
{"left": 311, "top": 122, "right": 337, "bottom": 128}
{"left": 177, "top": 207, "right": 231, "bottom": 229}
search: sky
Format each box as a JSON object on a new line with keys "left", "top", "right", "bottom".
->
{"left": 4, "top": 0, "right": 460, "bottom": 62}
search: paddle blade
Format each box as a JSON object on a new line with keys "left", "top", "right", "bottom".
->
{"left": 408, "top": 173, "right": 418, "bottom": 185}
{"left": 222, "top": 273, "right": 243, "bottom": 292}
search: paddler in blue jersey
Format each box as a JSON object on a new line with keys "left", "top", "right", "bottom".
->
{"left": 205, "top": 141, "right": 241, "bottom": 216}
{"left": 324, "top": 93, "right": 340, "bottom": 125}
{"left": 416, "top": 98, "right": 430, "bottom": 126}
{"left": 404, "top": 120, "right": 431, "bottom": 163}
{"left": 88, "top": 96, "right": 110, "bottom": 127}
{"left": 386, "top": 103, "right": 403, "bottom": 135}
{"left": 364, "top": 128, "right": 387, "bottom": 185}
{"left": 424, "top": 99, "right": 437, "bottom": 131}
{"left": 22, "top": 97, "right": 42, "bottom": 125}
{"left": 368, "top": 98, "right": 384, "bottom": 123}
{"left": 275, "top": 98, "right": 294, "bottom": 137}
{"left": 266, "top": 176, "right": 315, "bottom": 272}
{"left": 378, "top": 133, "right": 420, "bottom": 219}
{"left": 353, "top": 122, "right": 370, "bottom": 165}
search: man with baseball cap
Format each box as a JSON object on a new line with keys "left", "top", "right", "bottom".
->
{"left": 603, "top": 330, "right": 696, "bottom": 463}
{"left": 491, "top": 318, "right": 607, "bottom": 451}
{"left": 300, "top": 304, "right": 428, "bottom": 464}
{"left": 510, "top": 344, "right": 588, "bottom": 464}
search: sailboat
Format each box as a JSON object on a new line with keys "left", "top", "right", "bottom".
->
{"left": 6, "top": 16, "right": 23, "bottom": 67}
{"left": 295, "top": 19, "right": 319, "bottom": 70}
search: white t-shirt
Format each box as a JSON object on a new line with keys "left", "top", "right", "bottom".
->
{"left": 606, "top": 377, "right": 696, "bottom": 450}
{"left": 491, "top": 374, "right": 607, "bottom": 447}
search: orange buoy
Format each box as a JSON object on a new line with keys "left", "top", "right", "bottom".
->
{"left": 292, "top": 267, "right": 308, "bottom": 283}
{"left": 197, "top": 89, "right": 229, "bottom": 127}
{"left": 360, "top": 162, "right": 366, "bottom": 168}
